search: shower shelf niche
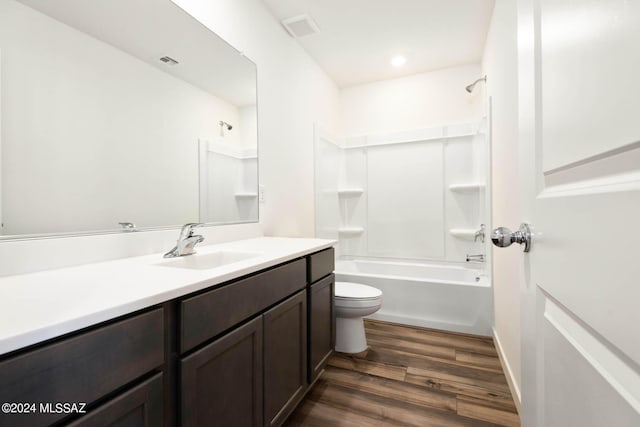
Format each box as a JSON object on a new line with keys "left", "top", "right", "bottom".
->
{"left": 449, "top": 183, "right": 486, "bottom": 193}
{"left": 338, "top": 226, "right": 365, "bottom": 236}
{"left": 337, "top": 188, "right": 364, "bottom": 197}
{"left": 449, "top": 229, "right": 477, "bottom": 240}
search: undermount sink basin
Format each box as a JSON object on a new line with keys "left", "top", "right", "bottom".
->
{"left": 158, "top": 251, "right": 260, "bottom": 270}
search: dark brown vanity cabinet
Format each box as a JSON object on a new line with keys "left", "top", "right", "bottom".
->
{"left": 307, "top": 248, "right": 335, "bottom": 384}
{"left": 178, "top": 259, "right": 308, "bottom": 427}
{"left": 0, "top": 248, "right": 335, "bottom": 427}
{"left": 180, "top": 290, "right": 308, "bottom": 427}
{"left": 0, "top": 308, "right": 165, "bottom": 427}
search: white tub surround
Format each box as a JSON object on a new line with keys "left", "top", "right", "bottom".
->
{"left": 0, "top": 237, "right": 335, "bottom": 355}
{"left": 336, "top": 259, "right": 492, "bottom": 336}
{"left": 314, "top": 122, "right": 490, "bottom": 267}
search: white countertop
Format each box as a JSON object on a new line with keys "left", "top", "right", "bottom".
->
{"left": 0, "top": 237, "right": 335, "bottom": 355}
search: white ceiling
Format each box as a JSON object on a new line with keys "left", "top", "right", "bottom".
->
{"left": 19, "top": 0, "right": 257, "bottom": 106}
{"left": 262, "top": 0, "right": 495, "bottom": 87}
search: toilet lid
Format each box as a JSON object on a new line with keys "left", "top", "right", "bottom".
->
{"left": 335, "top": 282, "right": 382, "bottom": 299}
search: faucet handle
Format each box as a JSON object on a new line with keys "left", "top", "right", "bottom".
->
{"left": 179, "top": 223, "right": 204, "bottom": 238}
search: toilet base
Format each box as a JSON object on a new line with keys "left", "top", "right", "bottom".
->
{"left": 335, "top": 317, "right": 368, "bottom": 353}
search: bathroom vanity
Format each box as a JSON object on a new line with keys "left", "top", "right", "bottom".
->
{"left": 0, "top": 2, "right": 336, "bottom": 425}
{"left": 0, "top": 238, "right": 335, "bottom": 427}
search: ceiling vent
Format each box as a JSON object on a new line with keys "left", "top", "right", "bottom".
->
{"left": 281, "top": 14, "right": 320, "bottom": 38}
{"left": 159, "top": 56, "right": 179, "bottom": 66}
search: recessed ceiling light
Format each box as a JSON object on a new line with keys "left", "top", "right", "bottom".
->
{"left": 391, "top": 55, "right": 406, "bottom": 67}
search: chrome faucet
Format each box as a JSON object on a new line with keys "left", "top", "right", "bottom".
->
{"left": 466, "top": 254, "right": 485, "bottom": 262}
{"left": 164, "top": 223, "right": 205, "bottom": 258}
{"left": 474, "top": 224, "right": 486, "bottom": 243}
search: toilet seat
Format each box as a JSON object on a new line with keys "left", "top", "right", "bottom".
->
{"left": 335, "top": 282, "right": 382, "bottom": 300}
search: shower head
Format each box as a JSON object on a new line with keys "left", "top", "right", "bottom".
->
{"left": 465, "top": 75, "right": 487, "bottom": 93}
{"left": 219, "top": 121, "right": 233, "bottom": 137}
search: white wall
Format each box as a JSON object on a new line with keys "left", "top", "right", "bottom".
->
{"left": 200, "top": 106, "right": 258, "bottom": 224}
{"left": 482, "top": 0, "right": 521, "bottom": 408}
{"left": 0, "top": 0, "right": 339, "bottom": 276}
{"left": 0, "top": 0, "right": 240, "bottom": 235}
{"left": 340, "top": 64, "right": 483, "bottom": 138}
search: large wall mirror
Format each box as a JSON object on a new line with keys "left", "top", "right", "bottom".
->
{"left": 0, "top": 0, "right": 258, "bottom": 239}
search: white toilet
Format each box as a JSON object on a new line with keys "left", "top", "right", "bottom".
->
{"left": 334, "top": 282, "right": 383, "bottom": 353}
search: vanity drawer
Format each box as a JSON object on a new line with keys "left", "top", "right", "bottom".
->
{"left": 0, "top": 308, "right": 164, "bottom": 427}
{"left": 308, "top": 247, "right": 335, "bottom": 283}
{"left": 180, "top": 258, "right": 307, "bottom": 353}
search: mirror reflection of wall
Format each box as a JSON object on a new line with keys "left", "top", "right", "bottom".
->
{"left": 199, "top": 106, "right": 258, "bottom": 224}
{"left": 0, "top": 0, "right": 258, "bottom": 238}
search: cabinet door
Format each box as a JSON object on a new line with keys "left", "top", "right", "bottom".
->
{"left": 308, "top": 274, "right": 335, "bottom": 383}
{"left": 181, "top": 317, "right": 263, "bottom": 427}
{"left": 68, "top": 373, "right": 163, "bottom": 427}
{"left": 263, "top": 291, "right": 307, "bottom": 427}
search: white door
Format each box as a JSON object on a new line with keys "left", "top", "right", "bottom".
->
{"left": 515, "top": 0, "right": 640, "bottom": 426}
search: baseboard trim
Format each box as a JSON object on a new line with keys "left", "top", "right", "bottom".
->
{"left": 492, "top": 326, "right": 522, "bottom": 413}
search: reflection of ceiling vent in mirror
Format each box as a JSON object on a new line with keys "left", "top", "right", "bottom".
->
{"left": 159, "top": 56, "right": 179, "bottom": 66}
{"left": 281, "top": 14, "right": 320, "bottom": 38}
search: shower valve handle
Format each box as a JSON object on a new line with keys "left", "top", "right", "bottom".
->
{"left": 491, "top": 223, "right": 532, "bottom": 252}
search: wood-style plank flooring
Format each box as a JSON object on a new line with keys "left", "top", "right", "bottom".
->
{"left": 286, "top": 320, "right": 520, "bottom": 427}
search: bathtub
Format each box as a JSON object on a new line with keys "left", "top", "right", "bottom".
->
{"left": 335, "top": 259, "right": 493, "bottom": 336}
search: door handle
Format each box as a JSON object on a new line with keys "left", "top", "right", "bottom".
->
{"left": 491, "top": 223, "right": 531, "bottom": 252}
